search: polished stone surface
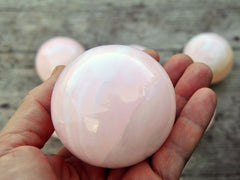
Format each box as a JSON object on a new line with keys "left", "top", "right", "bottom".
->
{"left": 51, "top": 45, "right": 176, "bottom": 168}
{"left": 183, "top": 33, "right": 233, "bottom": 84}
{"left": 35, "top": 36, "right": 85, "bottom": 81}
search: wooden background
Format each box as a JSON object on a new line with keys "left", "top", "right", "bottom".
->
{"left": 0, "top": 0, "right": 239, "bottom": 179}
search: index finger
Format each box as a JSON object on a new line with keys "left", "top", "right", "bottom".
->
{"left": 163, "top": 54, "right": 193, "bottom": 86}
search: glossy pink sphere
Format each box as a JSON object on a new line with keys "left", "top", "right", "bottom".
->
{"left": 35, "top": 37, "right": 85, "bottom": 81}
{"left": 183, "top": 33, "right": 234, "bottom": 84}
{"left": 129, "top": 44, "right": 147, "bottom": 50}
{"left": 51, "top": 45, "right": 176, "bottom": 168}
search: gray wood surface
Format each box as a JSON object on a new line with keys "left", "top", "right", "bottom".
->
{"left": 0, "top": 0, "right": 239, "bottom": 179}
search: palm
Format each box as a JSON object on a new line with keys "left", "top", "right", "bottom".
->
{"left": 0, "top": 51, "right": 216, "bottom": 180}
{"left": 0, "top": 146, "right": 104, "bottom": 179}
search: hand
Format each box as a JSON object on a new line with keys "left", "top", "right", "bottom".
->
{"left": 0, "top": 49, "right": 217, "bottom": 180}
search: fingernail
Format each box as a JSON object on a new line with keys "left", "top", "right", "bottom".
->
{"left": 51, "top": 65, "right": 65, "bottom": 76}
{"left": 51, "top": 66, "right": 59, "bottom": 76}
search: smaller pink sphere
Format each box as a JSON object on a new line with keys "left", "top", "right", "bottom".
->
{"left": 35, "top": 37, "right": 85, "bottom": 81}
{"left": 183, "top": 33, "right": 234, "bottom": 84}
{"left": 129, "top": 44, "right": 147, "bottom": 50}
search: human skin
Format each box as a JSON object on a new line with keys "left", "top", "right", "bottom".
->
{"left": 0, "top": 49, "right": 217, "bottom": 180}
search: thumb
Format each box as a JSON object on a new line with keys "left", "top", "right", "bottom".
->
{"left": 0, "top": 66, "right": 65, "bottom": 154}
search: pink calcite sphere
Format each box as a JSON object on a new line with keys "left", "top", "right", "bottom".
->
{"left": 51, "top": 45, "right": 176, "bottom": 168}
{"left": 206, "top": 110, "right": 216, "bottom": 131}
{"left": 183, "top": 33, "right": 234, "bottom": 84}
{"left": 35, "top": 37, "right": 85, "bottom": 81}
{"left": 129, "top": 44, "right": 147, "bottom": 50}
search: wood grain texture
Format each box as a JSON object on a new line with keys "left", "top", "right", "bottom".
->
{"left": 0, "top": 0, "right": 239, "bottom": 179}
